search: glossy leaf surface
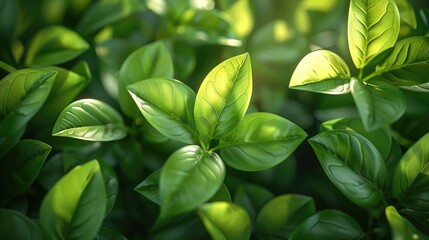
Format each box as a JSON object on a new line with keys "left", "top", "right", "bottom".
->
{"left": 25, "top": 26, "right": 89, "bottom": 66}
{"left": 194, "top": 53, "right": 252, "bottom": 145}
{"left": 219, "top": 112, "right": 307, "bottom": 171}
{"left": 0, "top": 140, "right": 51, "bottom": 199}
{"left": 289, "top": 50, "right": 351, "bottom": 94}
{"left": 392, "top": 133, "right": 429, "bottom": 211}
{"left": 289, "top": 209, "right": 366, "bottom": 239}
{"left": 351, "top": 78, "right": 406, "bottom": 131}
{"left": 40, "top": 160, "right": 106, "bottom": 240}
{"left": 127, "top": 78, "right": 197, "bottom": 144}
{"left": 375, "top": 37, "right": 429, "bottom": 85}
{"left": 385, "top": 206, "right": 429, "bottom": 240}
{"left": 160, "top": 145, "right": 225, "bottom": 218}
{"left": 309, "top": 130, "right": 387, "bottom": 209}
{"left": 348, "top": 0, "right": 400, "bottom": 69}
{"left": 118, "top": 41, "right": 174, "bottom": 117}
{"left": 0, "top": 208, "right": 43, "bottom": 240}
{"left": 256, "top": 194, "right": 316, "bottom": 239}
{"left": 52, "top": 99, "right": 126, "bottom": 141}
{"left": 0, "top": 69, "right": 56, "bottom": 132}
{"left": 135, "top": 168, "right": 161, "bottom": 205}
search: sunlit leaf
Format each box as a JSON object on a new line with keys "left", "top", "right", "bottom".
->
{"left": 225, "top": 0, "right": 253, "bottom": 37}
{"left": 40, "top": 160, "right": 106, "bottom": 240}
{"left": 52, "top": 99, "right": 126, "bottom": 141}
{"left": 289, "top": 50, "right": 351, "bottom": 94}
{"left": 160, "top": 145, "right": 225, "bottom": 219}
{"left": 76, "top": 0, "right": 144, "bottom": 35}
{"left": 394, "top": 0, "right": 417, "bottom": 34}
{"left": 0, "top": 69, "right": 57, "bottom": 132}
{"left": 256, "top": 194, "right": 316, "bottom": 239}
{"left": 219, "top": 112, "right": 307, "bottom": 171}
{"left": 289, "top": 209, "right": 367, "bottom": 239}
{"left": 309, "top": 130, "right": 388, "bottom": 209}
{"left": 348, "top": 0, "right": 400, "bottom": 69}
{"left": 375, "top": 37, "right": 429, "bottom": 86}
{"left": 127, "top": 77, "right": 197, "bottom": 144}
{"left": 0, "top": 140, "right": 51, "bottom": 199}
{"left": 118, "top": 41, "right": 174, "bottom": 118}
{"left": 385, "top": 206, "right": 429, "bottom": 240}
{"left": 351, "top": 78, "right": 406, "bottom": 131}
{"left": 198, "top": 202, "right": 251, "bottom": 240}
{"left": 194, "top": 53, "right": 252, "bottom": 146}
{"left": 392, "top": 133, "right": 429, "bottom": 211}
{"left": 135, "top": 168, "right": 161, "bottom": 205}
{"left": 0, "top": 208, "right": 43, "bottom": 240}
{"left": 0, "top": 0, "right": 18, "bottom": 47}
{"left": 25, "top": 26, "right": 89, "bottom": 66}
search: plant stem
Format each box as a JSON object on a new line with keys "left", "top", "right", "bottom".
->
{"left": 0, "top": 61, "right": 17, "bottom": 73}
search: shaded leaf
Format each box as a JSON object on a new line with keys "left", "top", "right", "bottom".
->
{"left": 0, "top": 208, "right": 43, "bottom": 240}
{"left": 385, "top": 206, "right": 429, "bottom": 240}
{"left": 219, "top": 112, "right": 307, "bottom": 171}
{"left": 198, "top": 202, "right": 251, "bottom": 240}
{"left": 0, "top": 126, "right": 24, "bottom": 159}
{"left": 289, "top": 50, "right": 351, "bottom": 94}
{"left": 40, "top": 160, "right": 106, "bottom": 240}
{"left": 127, "top": 77, "right": 197, "bottom": 144}
{"left": 351, "top": 78, "right": 406, "bottom": 131}
{"left": 94, "top": 227, "right": 128, "bottom": 240}
{"left": 98, "top": 160, "right": 119, "bottom": 217}
{"left": 135, "top": 168, "right": 161, "bottom": 205}
{"left": 25, "top": 26, "right": 89, "bottom": 66}
{"left": 309, "top": 130, "right": 388, "bottom": 209}
{"left": 52, "top": 99, "right": 126, "bottom": 141}
{"left": 395, "top": 0, "right": 417, "bottom": 31}
{"left": 0, "top": 0, "right": 19, "bottom": 47}
{"left": 210, "top": 184, "right": 232, "bottom": 202}
{"left": 348, "top": 0, "right": 400, "bottom": 69}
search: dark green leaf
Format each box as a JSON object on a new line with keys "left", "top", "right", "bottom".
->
{"left": 135, "top": 169, "right": 161, "bottom": 205}
{"left": 25, "top": 26, "right": 89, "bottom": 66}
{"left": 127, "top": 78, "right": 197, "bottom": 144}
{"left": 0, "top": 126, "right": 24, "bottom": 159}
{"left": 52, "top": 99, "right": 126, "bottom": 141}
{"left": 392, "top": 133, "right": 429, "bottom": 211}
{"left": 348, "top": 0, "right": 400, "bottom": 69}
{"left": 76, "top": 0, "right": 144, "bottom": 35}
{"left": 198, "top": 202, "right": 251, "bottom": 240}
{"left": 320, "top": 117, "right": 392, "bottom": 160}
{"left": 118, "top": 41, "right": 174, "bottom": 118}
{"left": 171, "top": 41, "right": 196, "bottom": 80}
{"left": 94, "top": 227, "right": 128, "bottom": 240}
{"left": 385, "top": 206, "right": 429, "bottom": 240}
{"left": 0, "top": 208, "right": 43, "bottom": 240}
{"left": 375, "top": 37, "right": 429, "bottom": 86}
{"left": 289, "top": 209, "right": 367, "bottom": 240}
{"left": 395, "top": 0, "right": 417, "bottom": 30}
{"left": 36, "top": 154, "right": 64, "bottom": 190}
{"left": 0, "top": 69, "right": 57, "bottom": 132}
{"left": 40, "top": 160, "right": 106, "bottom": 240}
{"left": 210, "top": 184, "right": 232, "bottom": 202}
{"left": 99, "top": 160, "right": 119, "bottom": 217}
{"left": 309, "top": 130, "right": 388, "bottom": 209}
{"left": 194, "top": 53, "right": 252, "bottom": 146}
{"left": 233, "top": 184, "right": 274, "bottom": 224}
{"left": 0, "top": 140, "right": 51, "bottom": 199}
{"left": 256, "top": 194, "right": 315, "bottom": 239}
{"left": 289, "top": 50, "right": 351, "bottom": 94}
{"left": 0, "top": 0, "right": 19, "bottom": 47}
{"left": 219, "top": 112, "right": 307, "bottom": 171}
{"left": 351, "top": 78, "right": 406, "bottom": 131}
{"left": 160, "top": 145, "right": 225, "bottom": 218}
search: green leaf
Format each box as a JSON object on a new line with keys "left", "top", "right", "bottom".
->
{"left": 210, "top": 184, "right": 232, "bottom": 202}
{"left": 351, "top": 78, "right": 406, "bottom": 131}
{"left": 394, "top": 0, "right": 417, "bottom": 30}
{"left": 233, "top": 184, "right": 274, "bottom": 224}
{"left": 94, "top": 227, "right": 127, "bottom": 240}
{"left": 0, "top": 208, "right": 43, "bottom": 240}
{"left": 0, "top": 125, "right": 24, "bottom": 159}
{"left": 392, "top": 133, "right": 429, "bottom": 211}
{"left": 52, "top": 99, "right": 126, "bottom": 141}
{"left": 0, "top": 140, "right": 51, "bottom": 199}
{"left": 194, "top": 53, "right": 252, "bottom": 146}
{"left": 289, "top": 50, "right": 351, "bottom": 94}
{"left": 40, "top": 160, "right": 106, "bottom": 240}
{"left": 160, "top": 145, "right": 225, "bottom": 218}
{"left": 98, "top": 160, "right": 119, "bottom": 217}
{"left": 374, "top": 37, "right": 429, "bottom": 86}
{"left": 25, "top": 26, "right": 89, "bottom": 66}
{"left": 320, "top": 117, "right": 392, "bottom": 160}
{"left": 219, "top": 112, "right": 307, "bottom": 171}
{"left": 348, "top": 0, "right": 400, "bottom": 69}
{"left": 289, "top": 209, "right": 366, "bottom": 240}
{"left": 76, "top": 0, "right": 144, "bottom": 35}
{"left": 127, "top": 77, "right": 197, "bottom": 144}
{"left": 256, "top": 194, "right": 315, "bottom": 239}
{"left": 198, "top": 202, "right": 251, "bottom": 240}
{"left": 225, "top": 0, "right": 254, "bottom": 37}
{"left": 118, "top": 41, "right": 174, "bottom": 118}
{"left": 385, "top": 206, "right": 429, "bottom": 240}
{"left": 0, "top": 69, "right": 57, "bottom": 132}
{"left": 309, "top": 130, "right": 388, "bottom": 209}
{"left": 0, "top": 0, "right": 19, "bottom": 47}
{"left": 135, "top": 168, "right": 161, "bottom": 205}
